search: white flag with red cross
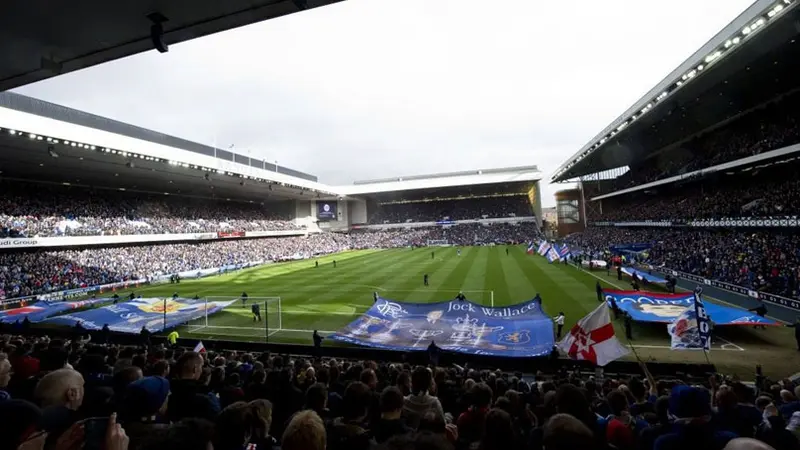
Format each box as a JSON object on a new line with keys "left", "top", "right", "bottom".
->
{"left": 557, "top": 303, "right": 629, "bottom": 366}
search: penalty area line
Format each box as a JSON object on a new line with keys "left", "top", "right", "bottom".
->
{"left": 573, "top": 264, "right": 748, "bottom": 351}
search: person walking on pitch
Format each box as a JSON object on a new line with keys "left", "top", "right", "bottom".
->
{"left": 252, "top": 302, "right": 262, "bottom": 322}
{"left": 241, "top": 291, "right": 248, "bottom": 308}
{"left": 423, "top": 274, "right": 429, "bottom": 286}
{"left": 555, "top": 312, "right": 565, "bottom": 339}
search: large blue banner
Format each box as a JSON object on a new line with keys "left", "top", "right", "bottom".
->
{"left": 621, "top": 267, "right": 667, "bottom": 286}
{"left": 604, "top": 290, "right": 778, "bottom": 326}
{"left": 42, "top": 297, "right": 236, "bottom": 333}
{"left": 329, "top": 297, "right": 555, "bottom": 357}
{"left": 0, "top": 298, "right": 109, "bottom": 323}
{"left": 610, "top": 243, "right": 652, "bottom": 254}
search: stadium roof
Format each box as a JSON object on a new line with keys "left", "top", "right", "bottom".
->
{"left": 0, "top": 92, "right": 317, "bottom": 182}
{"left": 0, "top": 0, "right": 343, "bottom": 92}
{"left": 0, "top": 93, "right": 341, "bottom": 201}
{"left": 552, "top": 0, "right": 799, "bottom": 182}
{"left": 338, "top": 166, "right": 541, "bottom": 195}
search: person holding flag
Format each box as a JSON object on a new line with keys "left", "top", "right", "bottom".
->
{"left": 557, "top": 302, "right": 629, "bottom": 366}
{"left": 668, "top": 288, "right": 712, "bottom": 351}
{"left": 554, "top": 312, "right": 565, "bottom": 339}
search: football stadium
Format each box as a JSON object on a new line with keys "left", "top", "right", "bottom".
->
{"left": 4, "top": 1, "right": 800, "bottom": 449}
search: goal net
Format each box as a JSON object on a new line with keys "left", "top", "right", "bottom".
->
{"left": 183, "top": 296, "right": 283, "bottom": 340}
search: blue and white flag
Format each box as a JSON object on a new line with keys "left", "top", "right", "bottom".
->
{"left": 667, "top": 292, "right": 711, "bottom": 350}
{"left": 545, "top": 246, "right": 560, "bottom": 263}
{"left": 557, "top": 244, "right": 571, "bottom": 259}
{"left": 537, "top": 241, "right": 550, "bottom": 256}
{"left": 526, "top": 242, "right": 535, "bottom": 254}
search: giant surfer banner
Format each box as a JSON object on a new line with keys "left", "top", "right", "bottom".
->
{"left": 42, "top": 297, "right": 236, "bottom": 333}
{"left": 329, "top": 297, "right": 555, "bottom": 357}
{"left": 603, "top": 290, "right": 778, "bottom": 326}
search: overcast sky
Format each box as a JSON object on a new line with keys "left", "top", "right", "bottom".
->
{"left": 15, "top": 0, "right": 755, "bottom": 206}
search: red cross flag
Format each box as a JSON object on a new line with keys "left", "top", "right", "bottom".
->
{"left": 557, "top": 303, "right": 629, "bottom": 366}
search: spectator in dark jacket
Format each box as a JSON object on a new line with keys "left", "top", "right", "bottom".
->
{"left": 374, "top": 386, "right": 414, "bottom": 443}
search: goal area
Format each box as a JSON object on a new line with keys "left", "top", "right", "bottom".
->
{"left": 184, "top": 296, "right": 286, "bottom": 341}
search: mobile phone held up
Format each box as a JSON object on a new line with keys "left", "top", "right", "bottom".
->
{"left": 81, "top": 417, "right": 109, "bottom": 450}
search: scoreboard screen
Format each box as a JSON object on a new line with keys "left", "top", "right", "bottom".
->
{"left": 317, "top": 201, "right": 337, "bottom": 220}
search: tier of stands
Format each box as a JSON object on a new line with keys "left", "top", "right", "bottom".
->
{"left": 0, "top": 223, "right": 539, "bottom": 300}
{"left": 369, "top": 196, "right": 533, "bottom": 224}
{"left": 1, "top": 332, "right": 796, "bottom": 450}
{"left": 567, "top": 228, "right": 800, "bottom": 301}
{"left": 587, "top": 158, "right": 800, "bottom": 222}
{"left": 592, "top": 90, "right": 800, "bottom": 195}
{"left": 0, "top": 182, "right": 300, "bottom": 238}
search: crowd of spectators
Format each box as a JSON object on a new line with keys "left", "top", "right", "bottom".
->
{"left": 587, "top": 157, "right": 800, "bottom": 222}
{"left": 369, "top": 196, "right": 534, "bottom": 224}
{"left": 0, "top": 182, "right": 300, "bottom": 239}
{"left": 2, "top": 333, "right": 799, "bottom": 450}
{"left": 0, "top": 223, "right": 540, "bottom": 300}
{"left": 567, "top": 227, "right": 800, "bottom": 300}
{"left": 0, "top": 235, "right": 348, "bottom": 300}
{"left": 606, "top": 90, "right": 800, "bottom": 193}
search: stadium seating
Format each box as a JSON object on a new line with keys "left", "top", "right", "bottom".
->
{"left": 587, "top": 149, "right": 800, "bottom": 222}
{"left": 0, "top": 224, "right": 539, "bottom": 299}
{"left": 368, "top": 196, "right": 534, "bottom": 224}
{"left": 0, "top": 181, "right": 301, "bottom": 238}
{"left": 596, "top": 90, "right": 800, "bottom": 195}
{"left": 0, "top": 331, "right": 793, "bottom": 450}
{"left": 567, "top": 227, "right": 800, "bottom": 300}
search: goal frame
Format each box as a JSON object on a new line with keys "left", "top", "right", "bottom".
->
{"left": 184, "top": 296, "right": 283, "bottom": 341}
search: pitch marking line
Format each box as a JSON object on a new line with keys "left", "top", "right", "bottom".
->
{"left": 575, "top": 265, "right": 746, "bottom": 351}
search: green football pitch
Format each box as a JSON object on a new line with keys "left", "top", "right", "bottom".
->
{"left": 109, "top": 245, "right": 800, "bottom": 379}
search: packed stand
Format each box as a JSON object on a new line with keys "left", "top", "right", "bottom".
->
{"left": 0, "top": 182, "right": 301, "bottom": 239}
{"left": 369, "top": 196, "right": 534, "bottom": 224}
{"left": 0, "top": 235, "right": 349, "bottom": 300}
{"left": 607, "top": 90, "right": 800, "bottom": 193}
{"left": 567, "top": 227, "right": 800, "bottom": 300}
{"left": 2, "top": 333, "right": 800, "bottom": 450}
{"left": 587, "top": 157, "right": 800, "bottom": 222}
{"left": 348, "top": 223, "right": 541, "bottom": 249}
{"left": 0, "top": 223, "right": 541, "bottom": 300}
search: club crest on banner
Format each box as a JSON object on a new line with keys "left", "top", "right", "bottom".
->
{"left": 376, "top": 301, "right": 408, "bottom": 318}
{"left": 498, "top": 331, "right": 531, "bottom": 345}
{"left": 135, "top": 299, "right": 188, "bottom": 314}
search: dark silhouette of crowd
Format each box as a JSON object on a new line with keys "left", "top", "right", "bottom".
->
{"left": 1, "top": 334, "right": 799, "bottom": 450}
{"left": 0, "top": 182, "right": 301, "bottom": 239}
{"left": 369, "top": 196, "right": 534, "bottom": 224}
{"left": 567, "top": 228, "right": 800, "bottom": 300}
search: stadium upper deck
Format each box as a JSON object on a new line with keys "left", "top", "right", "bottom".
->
{"left": 340, "top": 167, "right": 543, "bottom": 226}
{"left": 552, "top": 0, "right": 799, "bottom": 187}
